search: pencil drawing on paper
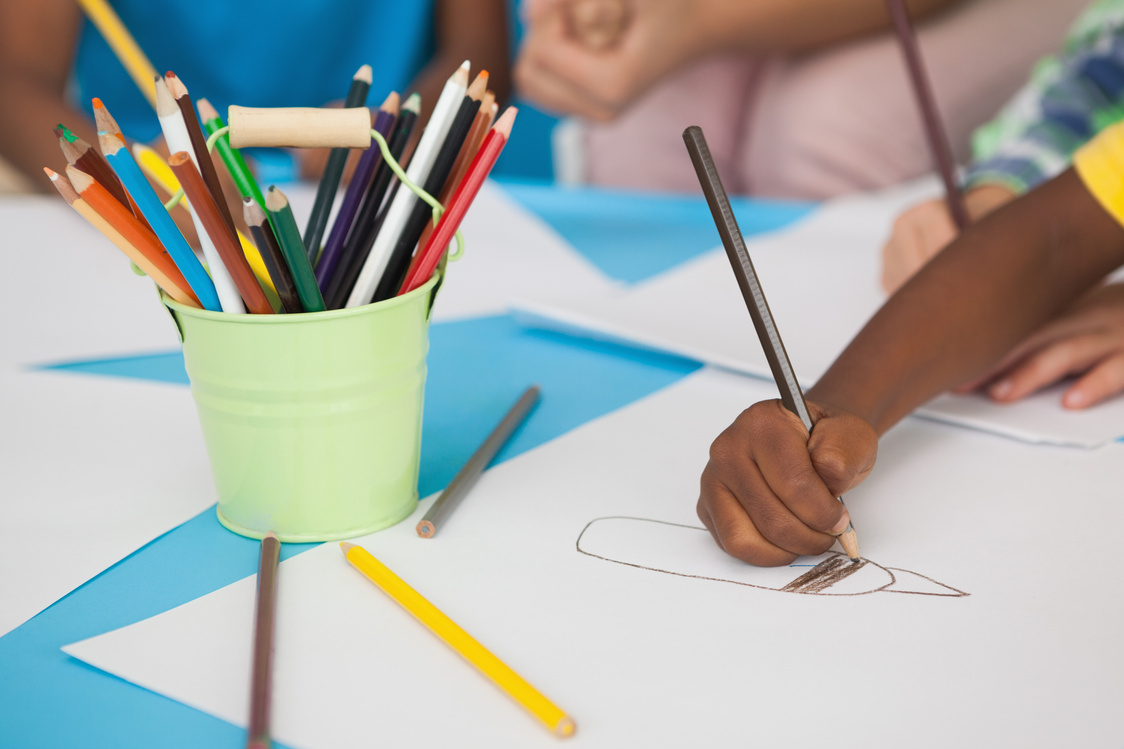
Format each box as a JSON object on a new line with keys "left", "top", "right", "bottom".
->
{"left": 576, "top": 516, "right": 968, "bottom": 597}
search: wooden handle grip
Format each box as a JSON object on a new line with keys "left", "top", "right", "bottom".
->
{"left": 227, "top": 106, "right": 372, "bottom": 148}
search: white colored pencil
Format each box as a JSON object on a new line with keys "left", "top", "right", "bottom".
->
{"left": 345, "top": 60, "right": 470, "bottom": 307}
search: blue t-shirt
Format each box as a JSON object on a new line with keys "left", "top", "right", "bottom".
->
{"left": 71, "top": 0, "right": 436, "bottom": 144}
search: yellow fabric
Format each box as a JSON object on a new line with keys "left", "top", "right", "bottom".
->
{"left": 1074, "top": 121, "right": 1124, "bottom": 227}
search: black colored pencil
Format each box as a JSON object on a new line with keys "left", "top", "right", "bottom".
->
{"left": 244, "top": 198, "right": 304, "bottom": 313}
{"left": 323, "top": 94, "right": 420, "bottom": 309}
{"left": 304, "top": 64, "right": 373, "bottom": 262}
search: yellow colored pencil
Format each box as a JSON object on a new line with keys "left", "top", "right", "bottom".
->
{"left": 339, "top": 543, "right": 576, "bottom": 738}
{"left": 74, "top": 0, "right": 159, "bottom": 110}
{"left": 132, "top": 143, "right": 279, "bottom": 298}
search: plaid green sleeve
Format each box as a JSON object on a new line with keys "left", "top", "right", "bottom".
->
{"left": 965, "top": 0, "right": 1124, "bottom": 194}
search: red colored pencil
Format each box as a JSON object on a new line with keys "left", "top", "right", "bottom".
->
{"left": 398, "top": 107, "right": 517, "bottom": 295}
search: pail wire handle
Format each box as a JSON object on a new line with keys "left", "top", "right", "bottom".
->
{"left": 162, "top": 127, "right": 465, "bottom": 266}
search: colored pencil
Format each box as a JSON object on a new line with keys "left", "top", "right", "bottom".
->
{"left": 304, "top": 64, "right": 373, "bottom": 262}
{"left": 165, "top": 71, "right": 240, "bottom": 238}
{"left": 170, "top": 151, "right": 273, "bottom": 313}
{"left": 265, "top": 187, "right": 326, "bottom": 312}
{"left": 441, "top": 87, "right": 494, "bottom": 207}
{"left": 55, "top": 124, "right": 132, "bottom": 210}
{"left": 132, "top": 142, "right": 280, "bottom": 299}
{"left": 400, "top": 107, "right": 517, "bottom": 295}
{"left": 315, "top": 92, "right": 399, "bottom": 291}
{"left": 372, "top": 82, "right": 483, "bottom": 301}
{"left": 244, "top": 198, "right": 303, "bottom": 313}
{"left": 98, "top": 130, "right": 221, "bottom": 310}
{"left": 92, "top": 98, "right": 127, "bottom": 145}
{"left": 75, "top": 0, "right": 159, "bottom": 109}
{"left": 324, "top": 93, "right": 420, "bottom": 309}
{"left": 345, "top": 61, "right": 469, "bottom": 308}
{"left": 886, "top": 0, "right": 968, "bottom": 230}
{"left": 156, "top": 77, "right": 246, "bottom": 313}
{"left": 56, "top": 166, "right": 201, "bottom": 307}
{"left": 417, "top": 384, "right": 540, "bottom": 538}
{"left": 682, "top": 125, "right": 860, "bottom": 562}
{"left": 247, "top": 532, "right": 280, "bottom": 749}
{"left": 198, "top": 98, "right": 266, "bottom": 209}
{"left": 340, "top": 542, "right": 576, "bottom": 737}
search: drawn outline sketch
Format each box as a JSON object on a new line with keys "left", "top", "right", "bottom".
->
{"left": 576, "top": 517, "right": 968, "bottom": 597}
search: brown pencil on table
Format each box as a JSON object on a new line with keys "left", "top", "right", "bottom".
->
{"left": 885, "top": 0, "right": 969, "bottom": 230}
{"left": 165, "top": 71, "right": 240, "bottom": 238}
{"left": 682, "top": 125, "right": 860, "bottom": 562}
{"left": 169, "top": 151, "right": 273, "bottom": 313}
{"left": 247, "top": 532, "right": 280, "bottom": 749}
{"left": 59, "top": 165, "right": 201, "bottom": 307}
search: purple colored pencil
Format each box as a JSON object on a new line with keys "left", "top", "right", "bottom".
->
{"left": 316, "top": 97, "right": 399, "bottom": 290}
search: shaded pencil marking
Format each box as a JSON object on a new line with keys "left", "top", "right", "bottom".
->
{"left": 575, "top": 516, "right": 969, "bottom": 598}
{"left": 781, "top": 557, "right": 867, "bottom": 594}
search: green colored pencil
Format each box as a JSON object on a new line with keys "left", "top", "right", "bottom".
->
{"left": 265, "top": 187, "right": 326, "bottom": 312}
{"left": 198, "top": 98, "right": 266, "bottom": 208}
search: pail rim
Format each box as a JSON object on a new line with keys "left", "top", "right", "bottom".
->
{"left": 163, "top": 272, "right": 440, "bottom": 324}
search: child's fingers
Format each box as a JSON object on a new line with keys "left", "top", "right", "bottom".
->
{"left": 1063, "top": 353, "right": 1124, "bottom": 409}
{"left": 806, "top": 412, "right": 878, "bottom": 499}
{"left": 987, "top": 333, "right": 1110, "bottom": 403}
{"left": 743, "top": 405, "right": 850, "bottom": 538}
{"left": 697, "top": 472, "right": 798, "bottom": 567}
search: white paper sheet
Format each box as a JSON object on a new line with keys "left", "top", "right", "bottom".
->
{"left": 65, "top": 369, "right": 1124, "bottom": 748}
{"left": 512, "top": 181, "right": 1124, "bottom": 447}
{"left": 0, "top": 368, "right": 215, "bottom": 635}
{"left": 0, "top": 197, "right": 185, "bottom": 368}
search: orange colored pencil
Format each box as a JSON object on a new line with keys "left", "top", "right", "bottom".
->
{"left": 168, "top": 152, "right": 273, "bottom": 314}
{"left": 56, "top": 166, "right": 201, "bottom": 307}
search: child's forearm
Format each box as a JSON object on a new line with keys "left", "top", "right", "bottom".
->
{"left": 809, "top": 168, "right": 1124, "bottom": 434}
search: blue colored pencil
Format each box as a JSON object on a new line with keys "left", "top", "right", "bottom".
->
{"left": 98, "top": 131, "right": 221, "bottom": 310}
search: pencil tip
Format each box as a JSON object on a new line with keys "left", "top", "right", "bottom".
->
{"left": 43, "top": 166, "right": 57, "bottom": 179}
{"left": 355, "top": 64, "right": 373, "bottom": 83}
{"left": 404, "top": 93, "right": 422, "bottom": 112}
{"left": 339, "top": 542, "right": 356, "bottom": 554}
{"left": 92, "top": 98, "right": 104, "bottom": 109}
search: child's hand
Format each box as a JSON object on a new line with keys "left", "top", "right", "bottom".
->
{"left": 880, "top": 184, "right": 1015, "bottom": 294}
{"left": 697, "top": 399, "right": 877, "bottom": 566}
{"left": 956, "top": 282, "right": 1124, "bottom": 409}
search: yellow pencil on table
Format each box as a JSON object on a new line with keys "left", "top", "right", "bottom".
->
{"left": 132, "top": 143, "right": 280, "bottom": 298}
{"left": 339, "top": 542, "right": 576, "bottom": 738}
{"left": 75, "top": 0, "right": 159, "bottom": 110}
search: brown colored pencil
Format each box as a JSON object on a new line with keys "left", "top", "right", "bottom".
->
{"left": 247, "top": 532, "right": 280, "bottom": 749}
{"left": 243, "top": 197, "right": 304, "bottom": 314}
{"left": 60, "top": 165, "right": 201, "bottom": 307}
{"left": 885, "top": 0, "right": 968, "bottom": 230}
{"left": 168, "top": 151, "right": 272, "bottom": 313}
{"left": 56, "top": 125, "right": 131, "bottom": 209}
{"left": 165, "top": 71, "right": 239, "bottom": 238}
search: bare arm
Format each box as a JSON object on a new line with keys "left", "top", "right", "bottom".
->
{"left": 810, "top": 169, "right": 1124, "bottom": 433}
{"left": 0, "top": 0, "right": 94, "bottom": 191}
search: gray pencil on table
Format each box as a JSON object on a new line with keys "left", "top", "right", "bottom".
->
{"left": 417, "top": 385, "right": 541, "bottom": 538}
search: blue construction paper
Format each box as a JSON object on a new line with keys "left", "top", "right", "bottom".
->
{"left": 499, "top": 180, "right": 813, "bottom": 283}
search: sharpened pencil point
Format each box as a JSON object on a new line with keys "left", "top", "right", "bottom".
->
{"left": 339, "top": 542, "right": 356, "bottom": 554}
{"left": 355, "top": 64, "right": 373, "bottom": 84}
{"left": 403, "top": 93, "right": 421, "bottom": 113}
